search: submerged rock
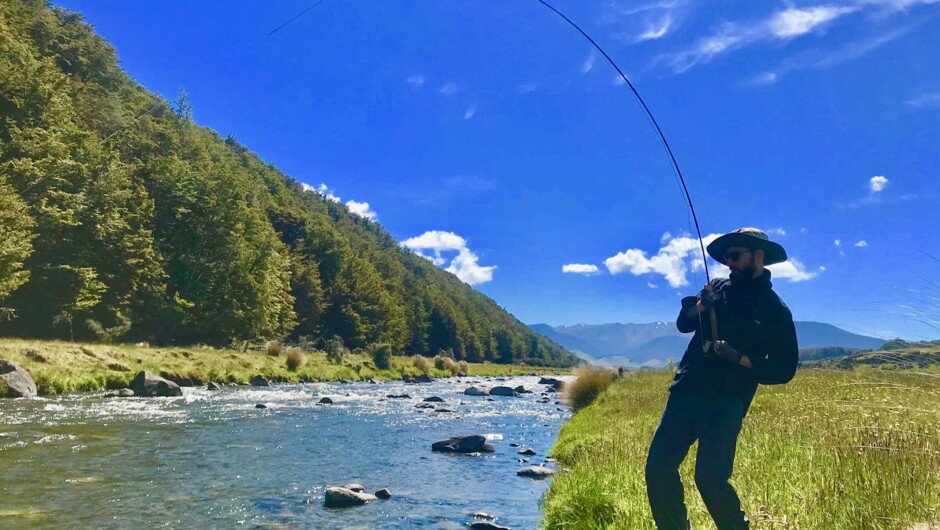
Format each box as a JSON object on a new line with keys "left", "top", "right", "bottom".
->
{"left": 324, "top": 486, "right": 377, "bottom": 508}
{"left": 489, "top": 386, "right": 518, "bottom": 397}
{"left": 206, "top": 381, "right": 222, "bottom": 391}
{"left": 0, "top": 360, "right": 37, "bottom": 398}
{"left": 423, "top": 396, "right": 445, "bottom": 402}
{"left": 117, "top": 388, "right": 134, "bottom": 397}
{"left": 386, "top": 394, "right": 411, "bottom": 399}
{"left": 318, "top": 397, "right": 333, "bottom": 404}
{"left": 129, "top": 371, "right": 182, "bottom": 397}
{"left": 470, "top": 522, "right": 511, "bottom": 530}
{"left": 517, "top": 466, "right": 554, "bottom": 479}
{"left": 255, "top": 403, "right": 267, "bottom": 409}
{"left": 249, "top": 375, "right": 269, "bottom": 387}
{"left": 464, "top": 386, "right": 488, "bottom": 396}
{"left": 431, "top": 434, "right": 495, "bottom": 453}
{"left": 518, "top": 448, "right": 536, "bottom": 456}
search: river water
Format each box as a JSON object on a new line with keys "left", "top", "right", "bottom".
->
{"left": 0, "top": 375, "right": 570, "bottom": 529}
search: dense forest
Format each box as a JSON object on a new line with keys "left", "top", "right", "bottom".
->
{"left": 0, "top": 0, "right": 577, "bottom": 367}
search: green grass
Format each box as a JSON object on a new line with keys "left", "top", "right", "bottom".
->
{"left": 0, "top": 338, "right": 569, "bottom": 395}
{"left": 542, "top": 367, "right": 940, "bottom": 530}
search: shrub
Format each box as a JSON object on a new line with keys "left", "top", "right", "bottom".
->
{"left": 412, "top": 355, "right": 430, "bottom": 373}
{"left": 564, "top": 367, "right": 617, "bottom": 412}
{"left": 371, "top": 343, "right": 393, "bottom": 370}
{"left": 286, "top": 348, "right": 306, "bottom": 371}
{"left": 456, "top": 360, "right": 469, "bottom": 375}
{"left": 442, "top": 357, "right": 459, "bottom": 375}
{"left": 433, "top": 356, "right": 447, "bottom": 370}
{"left": 265, "top": 340, "right": 283, "bottom": 356}
{"left": 326, "top": 336, "right": 345, "bottom": 364}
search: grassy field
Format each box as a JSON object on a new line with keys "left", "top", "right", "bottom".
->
{"left": 542, "top": 363, "right": 940, "bottom": 530}
{"left": 0, "top": 338, "right": 567, "bottom": 395}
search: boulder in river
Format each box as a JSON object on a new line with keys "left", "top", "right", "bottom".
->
{"left": 386, "top": 393, "right": 411, "bottom": 399}
{"left": 518, "top": 447, "right": 536, "bottom": 456}
{"left": 470, "top": 522, "right": 511, "bottom": 530}
{"left": 318, "top": 397, "right": 333, "bottom": 404}
{"left": 470, "top": 512, "right": 497, "bottom": 521}
{"left": 415, "top": 403, "right": 435, "bottom": 409}
{"left": 423, "top": 396, "right": 445, "bottom": 402}
{"left": 432, "top": 434, "right": 495, "bottom": 453}
{"left": 374, "top": 488, "right": 392, "bottom": 500}
{"left": 206, "top": 381, "right": 222, "bottom": 391}
{"left": 344, "top": 483, "right": 365, "bottom": 493}
{"left": 414, "top": 373, "right": 433, "bottom": 383}
{"left": 249, "top": 375, "right": 269, "bottom": 387}
{"left": 0, "top": 360, "right": 37, "bottom": 398}
{"left": 514, "top": 385, "right": 532, "bottom": 394}
{"left": 517, "top": 466, "right": 555, "bottom": 479}
{"left": 489, "top": 386, "right": 518, "bottom": 397}
{"left": 324, "top": 486, "right": 377, "bottom": 508}
{"left": 129, "top": 371, "right": 182, "bottom": 397}
{"left": 117, "top": 388, "right": 135, "bottom": 397}
{"left": 464, "top": 386, "right": 488, "bottom": 396}
{"left": 255, "top": 403, "right": 267, "bottom": 409}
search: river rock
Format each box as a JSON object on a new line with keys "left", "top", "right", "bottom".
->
{"left": 471, "top": 512, "right": 497, "bottom": 521}
{"left": 386, "top": 393, "right": 411, "bottom": 399}
{"left": 318, "top": 397, "right": 333, "bottom": 404}
{"left": 423, "top": 396, "right": 445, "bottom": 402}
{"left": 415, "top": 403, "right": 435, "bottom": 409}
{"left": 432, "top": 434, "right": 495, "bottom": 453}
{"left": 0, "top": 360, "right": 37, "bottom": 398}
{"left": 249, "top": 375, "right": 269, "bottom": 387}
{"left": 414, "top": 373, "right": 433, "bottom": 383}
{"left": 539, "top": 377, "right": 562, "bottom": 386}
{"left": 489, "top": 386, "right": 517, "bottom": 397}
{"left": 117, "top": 388, "right": 135, "bottom": 397}
{"left": 514, "top": 385, "right": 532, "bottom": 394}
{"left": 344, "top": 483, "right": 365, "bottom": 492}
{"left": 255, "top": 403, "right": 267, "bottom": 409}
{"left": 470, "top": 522, "right": 511, "bottom": 530}
{"left": 374, "top": 488, "right": 392, "bottom": 500}
{"left": 517, "top": 466, "right": 554, "bottom": 479}
{"left": 324, "top": 486, "right": 377, "bottom": 507}
{"left": 518, "top": 447, "right": 536, "bottom": 456}
{"left": 206, "top": 381, "right": 222, "bottom": 391}
{"left": 435, "top": 408, "right": 455, "bottom": 413}
{"left": 129, "top": 371, "right": 182, "bottom": 397}
{"left": 464, "top": 386, "right": 488, "bottom": 396}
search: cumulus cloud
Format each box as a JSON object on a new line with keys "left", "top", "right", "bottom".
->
{"left": 855, "top": 240, "right": 869, "bottom": 247}
{"left": 870, "top": 175, "right": 889, "bottom": 192}
{"left": 316, "top": 183, "right": 341, "bottom": 202}
{"left": 834, "top": 239, "right": 842, "bottom": 246}
{"left": 605, "top": 232, "right": 821, "bottom": 286}
{"left": 345, "top": 199, "right": 376, "bottom": 220}
{"left": 767, "top": 228, "right": 787, "bottom": 236}
{"left": 562, "top": 263, "right": 600, "bottom": 275}
{"left": 401, "top": 230, "right": 496, "bottom": 285}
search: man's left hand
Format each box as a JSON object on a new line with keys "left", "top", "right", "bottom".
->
{"left": 710, "top": 340, "right": 743, "bottom": 365}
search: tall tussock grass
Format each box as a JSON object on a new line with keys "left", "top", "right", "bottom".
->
{"left": 285, "top": 347, "right": 306, "bottom": 371}
{"left": 411, "top": 355, "right": 430, "bottom": 373}
{"left": 564, "top": 366, "right": 618, "bottom": 412}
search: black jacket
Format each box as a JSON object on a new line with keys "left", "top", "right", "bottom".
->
{"left": 669, "top": 269, "right": 798, "bottom": 412}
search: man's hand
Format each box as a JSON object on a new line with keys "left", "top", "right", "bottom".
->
{"left": 708, "top": 340, "right": 743, "bottom": 365}
{"left": 698, "top": 285, "right": 720, "bottom": 309}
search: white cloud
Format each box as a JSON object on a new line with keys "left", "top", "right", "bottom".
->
{"left": 751, "top": 72, "right": 779, "bottom": 85}
{"left": 439, "top": 82, "right": 459, "bottom": 96}
{"left": 637, "top": 15, "right": 673, "bottom": 41}
{"left": 406, "top": 75, "right": 426, "bottom": 87}
{"left": 581, "top": 51, "right": 596, "bottom": 74}
{"left": 613, "top": 75, "right": 627, "bottom": 86}
{"left": 562, "top": 263, "right": 600, "bottom": 275}
{"left": 767, "top": 228, "right": 787, "bottom": 236}
{"left": 516, "top": 84, "right": 537, "bottom": 94}
{"left": 345, "top": 199, "right": 376, "bottom": 220}
{"left": 834, "top": 239, "right": 842, "bottom": 246}
{"left": 906, "top": 92, "right": 940, "bottom": 108}
{"left": 665, "top": 5, "right": 858, "bottom": 73}
{"left": 401, "top": 230, "right": 496, "bottom": 285}
{"left": 855, "top": 240, "right": 869, "bottom": 247}
{"left": 647, "top": 281, "right": 658, "bottom": 289}
{"left": 767, "top": 258, "right": 823, "bottom": 282}
{"left": 464, "top": 107, "right": 476, "bottom": 120}
{"left": 301, "top": 183, "right": 316, "bottom": 193}
{"left": 605, "top": 231, "right": 821, "bottom": 286}
{"left": 316, "top": 183, "right": 341, "bottom": 203}
{"left": 870, "top": 175, "right": 889, "bottom": 192}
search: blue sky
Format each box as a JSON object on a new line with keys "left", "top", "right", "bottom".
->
{"left": 56, "top": 0, "right": 940, "bottom": 340}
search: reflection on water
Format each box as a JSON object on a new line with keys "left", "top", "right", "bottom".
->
{"left": 0, "top": 376, "right": 569, "bottom": 529}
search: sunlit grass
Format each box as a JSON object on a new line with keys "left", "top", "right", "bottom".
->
{"left": 0, "top": 338, "right": 569, "bottom": 395}
{"left": 543, "top": 365, "right": 940, "bottom": 530}
{"left": 563, "top": 366, "right": 617, "bottom": 412}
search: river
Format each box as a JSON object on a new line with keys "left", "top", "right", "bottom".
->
{"left": 0, "top": 375, "right": 570, "bottom": 529}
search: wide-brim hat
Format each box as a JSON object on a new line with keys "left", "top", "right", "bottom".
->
{"left": 706, "top": 227, "right": 788, "bottom": 266}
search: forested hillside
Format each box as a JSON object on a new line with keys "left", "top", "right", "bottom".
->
{"left": 0, "top": 0, "right": 576, "bottom": 366}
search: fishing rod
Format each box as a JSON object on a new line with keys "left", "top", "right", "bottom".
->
{"left": 269, "top": 0, "right": 718, "bottom": 338}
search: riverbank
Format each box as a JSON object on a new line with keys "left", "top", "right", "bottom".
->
{"left": 542, "top": 369, "right": 940, "bottom": 529}
{"left": 0, "top": 339, "right": 568, "bottom": 395}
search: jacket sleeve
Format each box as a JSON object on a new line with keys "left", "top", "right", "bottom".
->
{"left": 751, "top": 302, "right": 799, "bottom": 385}
{"left": 676, "top": 296, "right": 701, "bottom": 333}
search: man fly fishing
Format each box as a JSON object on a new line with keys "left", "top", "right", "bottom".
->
{"left": 645, "top": 227, "right": 800, "bottom": 530}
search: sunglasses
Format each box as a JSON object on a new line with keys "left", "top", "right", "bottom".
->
{"left": 724, "top": 249, "right": 751, "bottom": 263}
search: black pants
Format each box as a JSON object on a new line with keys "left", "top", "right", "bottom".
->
{"left": 645, "top": 391, "right": 750, "bottom": 530}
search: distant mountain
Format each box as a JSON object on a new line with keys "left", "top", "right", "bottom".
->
{"left": 529, "top": 321, "right": 885, "bottom": 367}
